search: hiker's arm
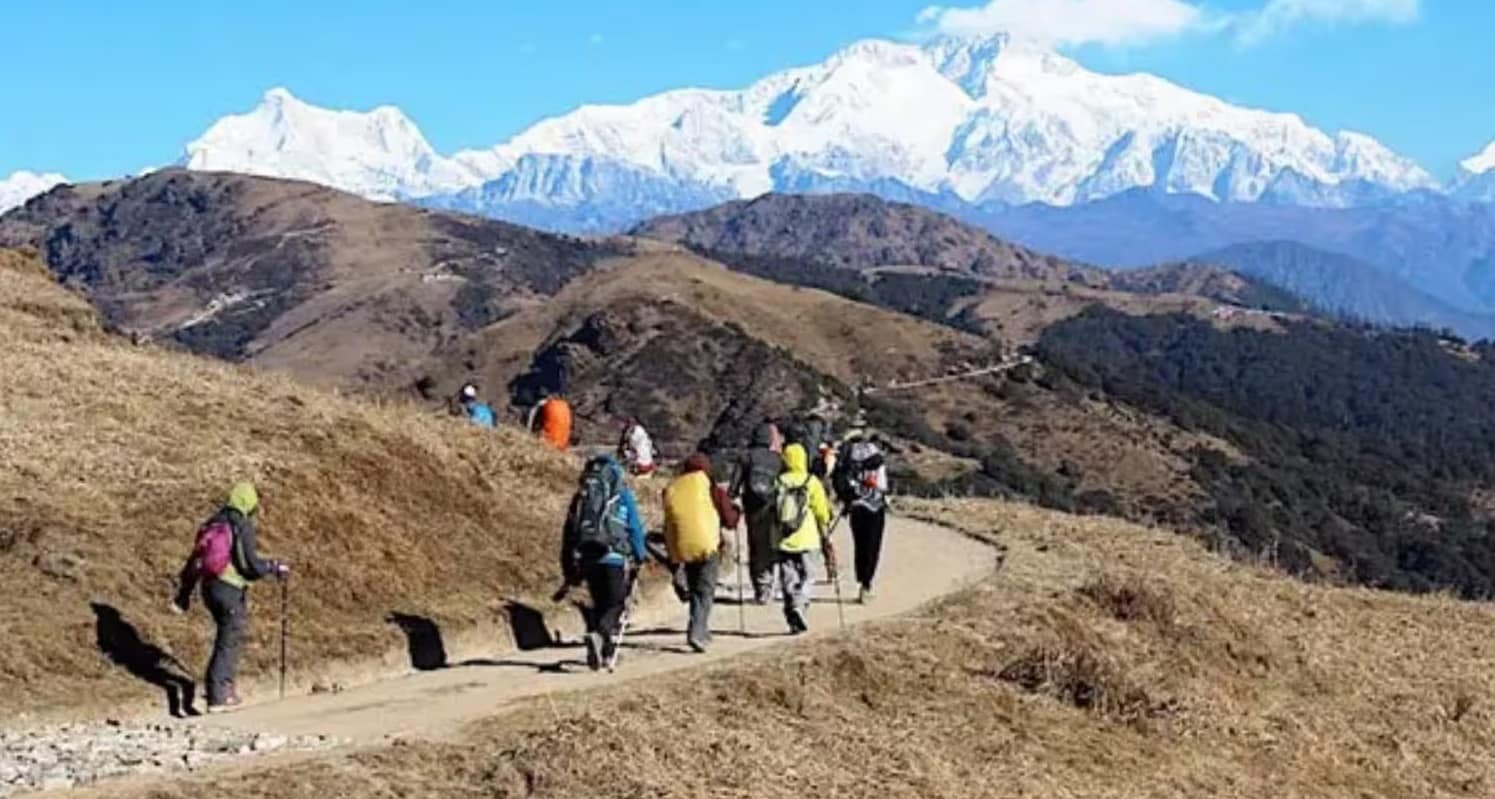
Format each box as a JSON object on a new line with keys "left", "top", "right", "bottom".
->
{"left": 711, "top": 483, "right": 741, "bottom": 529}
{"left": 173, "top": 554, "right": 199, "bottom": 610}
{"left": 234, "top": 515, "right": 277, "bottom": 580}
{"left": 560, "top": 497, "right": 582, "bottom": 584}
{"left": 622, "top": 490, "right": 648, "bottom": 564}
{"left": 811, "top": 482, "right": 832, "bottom": 531}
{"left": 727, "top": 458, "right": 745, "bottom": 499}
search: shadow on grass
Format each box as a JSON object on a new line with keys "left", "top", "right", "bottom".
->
{"left": 90, "top": 602, "right": 198, "bottom": 718}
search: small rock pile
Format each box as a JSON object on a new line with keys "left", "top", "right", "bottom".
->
{"left": 0, "top": 721, "right": 334, "bottom": 796}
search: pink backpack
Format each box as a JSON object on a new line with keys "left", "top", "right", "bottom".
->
{"left": 193, "top": 520, "right": 234, "bottom": 578}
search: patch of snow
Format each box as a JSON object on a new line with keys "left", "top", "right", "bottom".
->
{"left": 0, "top": 171, "right": 68, "bottom": 214}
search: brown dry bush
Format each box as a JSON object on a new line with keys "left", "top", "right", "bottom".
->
{"left": 1077, "top": 572, "right": 1177, "bottom": 628}
{"left": 995, "top": 642, "right": 1160, "bottom": 721}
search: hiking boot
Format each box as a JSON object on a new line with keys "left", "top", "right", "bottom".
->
{"left": 584, "top": 632, "right": 603, "bottom": 672}
{"left": 206, "top": 696, "right": 242, "bottom": 714}
{"left": 786, "top": 611, "right": 808, "bottom": 635}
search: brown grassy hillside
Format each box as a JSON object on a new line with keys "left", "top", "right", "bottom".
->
{"left": 419, "top": 249, "right": 1000, "bottom": 442}
{"left": 128, "top": 497, "right": 1495, "bottom": 798}
{"left": 633, "top": 192, "right": 1104, "bottom": 283}
{"left": 0, "top": 170, "right": 619, "bottom": 387}
{"left": 0, "top": 248, "right": 595, "bottom": 717}
{"left": 634, "top": 194, "right": 1307, "bottom": 342}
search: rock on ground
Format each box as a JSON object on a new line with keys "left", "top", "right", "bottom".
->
{"left": 0, "top": 723, "right": 334, "bottom": 796}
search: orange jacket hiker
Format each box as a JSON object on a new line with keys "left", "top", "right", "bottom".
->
{"left": 537, "top": 396, "right": 573, "bottom": 451}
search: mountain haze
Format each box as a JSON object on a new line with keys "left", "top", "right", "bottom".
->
{"left": 1191, "top": 241, "right": 1495, "bottom": 338}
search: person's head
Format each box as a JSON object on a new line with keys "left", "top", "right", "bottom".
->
{"left": 782, "top": 443, "right": 808, "bottom": 474}
{"left": 227, "top": 481, "right": 259, "bottom": 517}
{"left": 459, "top": 383, "right": 479, "bottom": 406}
{"left": 751, "top": 422, "right": 776, "bottom": 448}
{"left": 583, "top": 454, "right": 623, "bottom": 489}
{"left": 682, "top": 452, "right": 711, "bottom": 475}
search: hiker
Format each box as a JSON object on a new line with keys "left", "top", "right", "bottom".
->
{"left": 560, "top": 454, "right": 648, "bottom": 671}
{"left": 456, "top": 383, "right": 496, "bottom": 428}
{"left": 833, "top": 432, "right": 890, "bottom": 603}
{"left": 776, "top": 443, "right": 834, "bottom": 633}
{"left": 618, "top": 417, "right": 657, "bottom": 477}
{"left": 529, "top": 391, "right": 573, "bottom": 451}
{"left": 788, "top": 415, "right": 831, "bottom": 478}
{"left": 171, "top": 482, "right": 289, "bottom": 713}
{"left": 662, "top": 453, "right": 741, "bottom": 652}
{"left": 730, "top": 423, "right": 786, "bottom": 604}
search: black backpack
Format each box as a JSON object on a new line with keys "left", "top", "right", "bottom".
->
{"left": 834, "top": 439, "right": 885, "bottom": 505}
{"left": 745, "top": 453, "right": 780, "bottom": 509}
{"left": 571, "top": 457, "right": 628, "bottom": 558}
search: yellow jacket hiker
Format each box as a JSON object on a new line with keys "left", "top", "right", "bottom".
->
{"left": 775, "top": 444, "right": 833, "bottom": 634}
{"left": 777, "top": 444, "right": 831, "bottom": 553}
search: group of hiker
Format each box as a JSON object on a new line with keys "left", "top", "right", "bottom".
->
{"left": 559, "top": 416, "right": 890, "bottom": 670}
{"left": 170, "top": 387, "right": 888, "bottom": 711}
{"left": 454, "top": 382, "right": 573, "bottom": 452}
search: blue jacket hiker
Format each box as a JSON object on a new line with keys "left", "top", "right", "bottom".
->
{"left": 560, "top": 454, "right": 647, "bottom": 671}
{"left": 457, "top": 383, "right": 496, "bottom": 428}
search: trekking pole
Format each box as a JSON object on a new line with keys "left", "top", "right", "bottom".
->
{"left": 733, "top": 524, "right": 746, "bottom": 634}
{"left": 278, "top": 576, "right": 289, "bottom": 700}
{"left": 607, "top": 569, "right": 639, "bottom": 673}
{"left": 825, "top": 510, "right": 848, "bottom": 631}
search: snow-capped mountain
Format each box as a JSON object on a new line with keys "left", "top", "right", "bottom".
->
{"left": 181, "top": 36, "right": 1442, "bottom": 230}
{"left": 182, "top": 87, "right": 479, "bottom": 201}
{"left": 0, "top": 171, "right": 68, "bottom": 214}
{"left": 1453, "top": 140, "right": 1495, "bottom": 202}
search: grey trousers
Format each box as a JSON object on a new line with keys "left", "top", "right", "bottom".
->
{"left": 777, "top": 551, "right": 813, "bottom": 626}
{"left": 746, "top": 507, "right": 779, "bottom": 601}
{"left": 683, "top": 555, "right": 719, "bottom": 649}
{"left": 203, "top": 580, "right": 247, "bottom": 705}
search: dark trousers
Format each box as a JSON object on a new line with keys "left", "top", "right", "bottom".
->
{"left": 850, "top": 506, "right": 887, "bottom": 589}
{"left": 203, "top": 580, "right": 247, "bottom": 705}
{"left": 745, "top": 505, "right": 778, "bottom": 601}
{"left": 584, "top": 561, "right": 629, "bottom": 648}
{"left": 683, "top": 555, "right": 719, "bottom": 649}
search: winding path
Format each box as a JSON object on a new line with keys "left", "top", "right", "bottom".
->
{"left": 191, "top": 515, "right": 997, "bottom": 745}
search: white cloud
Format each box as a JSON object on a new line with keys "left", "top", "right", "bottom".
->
{"left": 915, "top": 0, "right": 1421, "bottom": 48}
{"left": 1235, "top": 0, "right": 1419, "bottom": 44}
{"left": 916, "top": 0, "right": 1209, "bottom": 47}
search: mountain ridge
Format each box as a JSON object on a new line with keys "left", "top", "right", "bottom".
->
{"left": 160, "top": 34, "right": 1440, "bottom": 229}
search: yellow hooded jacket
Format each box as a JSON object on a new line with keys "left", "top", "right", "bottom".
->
{"left": 777, "top": 444, "right": 831, "bottom": 553}
{"left": 663, "top": 470, "right": 723, "bottom": 564}
{"left": 214, "top": 482, "right": 260, "bottom": 589}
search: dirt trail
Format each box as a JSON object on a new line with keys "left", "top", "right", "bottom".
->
{"left": 190, "top": 515, "right": 995, "bottom": 745}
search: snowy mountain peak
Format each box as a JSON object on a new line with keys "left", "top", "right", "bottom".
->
{"left": 183, "top": 88, "right": 475, "bottom": 200}
{"left": 1453, "top": 140, "right": 1495, "bottom": 202}
{"left": 0, "top": 170, "right": 68, "bottom": 214}
{"left": 180, "top": 36, "right": 1444, "bottom": 228}
{"left": 1462, "top": 141, "right": 1495, "bottom": 175}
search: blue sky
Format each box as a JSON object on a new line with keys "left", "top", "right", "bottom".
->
{"left": 1, "top": 0, "right": 1489, "bottom": 181}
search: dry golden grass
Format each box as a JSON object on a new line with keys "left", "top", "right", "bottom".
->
{"left": 0, "top": 249, "right": 604, "bottom": 717}
{"left": 126, "top": 496, "right": 1495, "bottom": 798}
